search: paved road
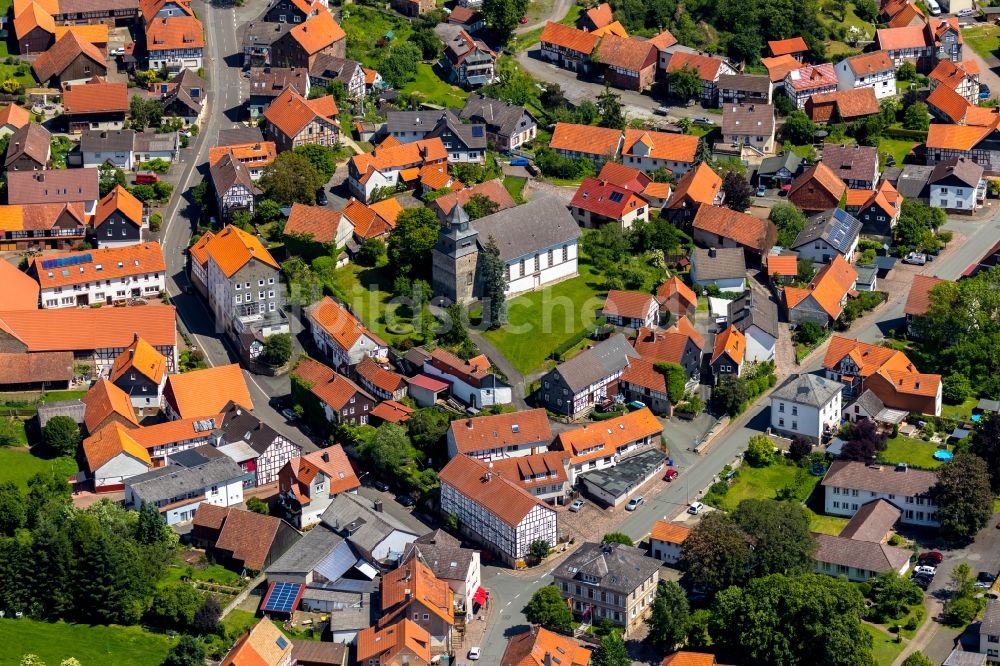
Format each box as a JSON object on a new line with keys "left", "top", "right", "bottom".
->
{"left": 515, "top": 0, "right": 573, "bottom": 34}
{"left": 158, "top": 0, "right": 318, "bottom": 453}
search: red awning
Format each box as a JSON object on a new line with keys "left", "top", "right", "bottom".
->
{"left": 472, "top": 587, "right": 488, "bottom": 606}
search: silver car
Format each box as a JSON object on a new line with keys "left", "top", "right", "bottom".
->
{"left": 569, "top": 499, "right": 585, "bottom": 512}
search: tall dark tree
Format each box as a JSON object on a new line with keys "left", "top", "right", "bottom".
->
{"left": 647, "top": 580, "right": 690, "bottom": 649}
{"left": 840, "top": 419, "right": 887, "bottom": 463}
{"left": 712, "top": 375, "right": 749, "bottom": 417}
{"left": 680, "top": 512, "right": 753, "bottom": 592}
{"left": 463, "top": 193, "right": 500, "bottom": 221}
{"left": 667, "top": 66, "right": 701, "bottom": 100}
{"left": 259, "top": 152, "right": 324, "bottom": 205}
{"left": 597, "top": 86, "right": 626, "bottom": 130}
{"left": 523, "top": 585, "right": 573, "bottom": 632}
{"left": 387, "top": 207, "right": 440, "bottom": 278}
{"left": 732, "top": 499, "right": 816, "bottom": 578}
{"left": 722, "top": 171, "right": 753, "bottom": 212}
{"left": 788, "top": 436, "right": 813, "bottom": 462}
{"left": 769, "top": 203, "right": 806, "bottom": 248}
{"left": 135, "top": 501, "right": 172, "bottom": 546}
{"left": 971, "top": 413, "right": 1000, "bottom": 491}
{"left": 481, "top": 0, "right": 529, "bottom": 42}
{"left": 0, "top": 481, "right": 24, "bottom": 536}
{"left": 42, "top": 416, "right": 81, "bottom": 457}
{"left": 933, "top": 453, "right": 994, "bottom": 542}
{"left": 193, "top": 595, "right": 222, "bottom": 635}
{"left": 480, "top": 235, "right": 508, "bottom": 328}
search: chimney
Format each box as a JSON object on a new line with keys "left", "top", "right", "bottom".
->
{"left": 466, "top": 419, "right": 473, "bottom": 428}
{"left": 321, "top": 452, "right": 330, "bottom": 462}
{"left": 13, "top": 141, "right": 19, "bottom": 152}
{"left": 708, "top": 247, "right": 717, "bottom": 258}
{"left": 373, "top": 500, "right": 383, "bottom": 512}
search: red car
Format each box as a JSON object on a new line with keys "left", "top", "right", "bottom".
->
{"left": 664, "top": 469, "right": 679, "bottom": 481}
{"left": 919, "top": 551, "right": 943, "bottom": 565}
{"left": 519, "top": 16, "right": 528, "bottom": 23}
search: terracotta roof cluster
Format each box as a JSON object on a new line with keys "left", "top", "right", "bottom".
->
{"left": 661, "top": 652, "right": 716, "bottom": 666}
{"left": 623, "top": 129, "right": 699, "bottom": 163}
{"left": 32, "top": 242, "right": 164, "bottom": 291}
{"left": 7, "top": 169, "right": 99, "bottom": 206}
{"left": 110, "top": 335, "right": 167, "bottom": 385}
{"left": 350, "top": 138, "right": 447, "bottom": 182}
{"left": 194, "top": 224, "right": 279, "bottom": 277}
{"left": 711, "top": 325, "right": 745, "bottom": 365}
{"left": 0, "top": 104, "right": 30, "bottom": 130}
{"left": 163, "top": 364, "right": 253, "bottom": 419}
{"left": 807, "top": 87, "right": 880, "bottom": 122}
{"left": 929, "top": 59, "right": 979, "bottom": 92}
{"left": 341, "top": 198, "right": 396, "bottom": 239}
{"left": 83, "top": 422, "right": 151, "bottom": 473}
{"left": 667, "top": 161, "right": 722, "bottom": 208}
{"left": 595, "top": 34, "right": 656, "bottom": 72}
{"left": 500, "top": 626, "right": 592, "bottom": 666}
{"left": 62, "top": 79, "right": 128, "bottom": 115}
{"left": 762, "top": 54, "right": 801, "bottom": 82}
{"left": 570, "top": 176, "right": 649, "bottom": 220}
{"left": 767, "top": 254, "right": 799, "bottom": 277}
{"left": 784, "top": 255, "right": 858, "bottom": 319}
{"left": 208, "top": 141, "right": 277, "bottom": 170}
{"left": 439, "top": 454, "right": 553, "bottom": 526}
{"left": 0, "top": 305, "right": 176, "bottom": 352}
{"left": 221, "top": 619, "right": 293, "bottom": 666}
{"left": 540, "top": 21, "right": 599, "bottom": 54}
{"left": 82, "top": 378, "right": 139, "bottom": 433}
{"left": 449, "top": 408, "right": 552, "bottom": 455}
{"left": 355, "top": 356, "right": 405, "bottom": 395}
{"left": 32, "top": 31, "right": 105, "bottom": 83}
{"left": 597, "top": 162, "right": 651, "bottom": 192}
{"left": 555, "top": 408, "right": 662, "bottom": 465}
{"left": 657, "top": 275, "right": 698, "bottom": 311}
{"left": 665, "top": 51, "right": 729, "bottom": 81}
{"left": 356, "top": 620, "right": 431, "bottom": 665}
{"left": 882, "top": 0, "right": 925, "bottom": 27}
{"left": 370, "top": 400, "right": 414, "bottom": 423}
{"left": 146, "top": 15, "right": 204, "bottom": 51}
{"left": 292, "top": 357, "right": 374, "bottom": 410}
{"left": 583, "top": 2, "right": 613, "bottom": 29}
{"left": 603, "top": 289, "right": 657, "bottom": 320}
{"left": 904, "top": 274, "right": 945, "bottom": 317}
{"left": 284, "top": 203, "right": 346, "bottom": 245}
{"left": 379, "top": 557, "right": 455, "bottom": 627}
{"left": 823, "top": 335, "right": 940, "bottom": 398}
{"left": 306, "top": 296, "right": 386, "bottom": 353}
{"left": 692, "top": 205, "right": 777, "bottom": 253}
{"left": 263, "top": 88, "right": 338, "bottom": 141}
{"left": 549, "top": 122, "right": 623, "bottom": 157}
{"left": 927, "top": 84, "right": 997, "bottom": 126}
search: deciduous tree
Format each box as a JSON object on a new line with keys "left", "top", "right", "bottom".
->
{"left": 744, "top": 435, "right": 775, "bottom": 467}
{"left": 597, "top": 86, "right": 626, "bottom": 130}
{"left": 732, "top": 499, "right": 816, "bottom": 578}
{"left": 593, "top": 631, "right": 629, "bottom": 666}
{"left": 523, "top": 585, "right": 573, "bottom": 631}
{"left": 782, "top": 111, "right": 816, "bottom": 145}
{"left": 723, "top": 171, "right": 753, "bottom": 212}
{"left": 601, "top": 532, "right": 634, "bottom": 546}
{"left": 387, "top": 207, "right": 440, "bottom": 277}
{"left": 464, "top": 193, "right": 500, "bottom": 221}
{"left": 42, "top": 416, "right": 81, "bottom": 457}
{"left": 293, "top": 144, "right": 337, "bottom": 182}
{"left": 162, "top": 635, "right": 206, "bottom": 666}
{"left": 933, "top": 453, "right": 993, "bottom": 541}
{"left": 260, "top": 152, "right": 324, "bottom": 205}
{"left": 680, "top": 512, "right": 753, "bottom": 592}
{"left": 646, "top": 580, "right": 689, "bottom": 649}
{"left": 667, "top": 66, "right": 701, "bottom": 100}
{"left": 481, "top": 0, "right": 529, "bottom": 42}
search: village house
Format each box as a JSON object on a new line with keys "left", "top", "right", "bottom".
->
{"left": 691, "top": 204, "right": 777, "bottom": 261}
{"left": 757, "top": 152, "right": 803, "bottom": 188}
{"left": 79, "top": 128, "right": 134, "bottom": 169}
{"left": 209, "top": 154, "right": 261, "bottom": 219}
{"left": 621, "top": 128, "right": 699, "bottom": 175}
{"left": 438, "top": 25, "right": 496, "bottom": 88}
{"left": 822, "top": 460, "right": 940, "bottom": 526}
{"left": 538, "top": 334, "right": 638, "bottom": 418}
{"left": 928, "top": 59, "right": 980, "bottom": 104}
{"left": 153, "top": 69, "right": 206, "bottom": 123}
{"left": 82, "top": 378, "right": 139, "bottom": 434}
{"left": 578, "top": 1, "right": 612, "bottom": 30}
{"left": 762, "top": 54, "right": 802, "bottom": 88}
{"left": 822, "top": 144, "right": 880, "bottom": 190}
{"left": 423, "top": 347, "right": 512, "bottom": 409}
{"left": 594, "top": 34, "right": 657, "bottom": 91}
{"left": 270, "top": 9, "right": 346, "bottom": 69}
{"left": 904, "top": 274, "right": 944, "bottom": 338}
{"left": 785, "top": 255, "right": 858, "bottom": 327}
{"left": 791, "top": 208, "right": 862, "bottom": 263}
{"left": 30, "top": 242, "right": 164, "bottom": 309}
{"left": 875, "top": 18, "right": 963, "bottom": 72}
{"left": 439, "top": 454, "right": 558, "bottom": 566}
{"left": 554, "top": 542, "right": 661, "bottom": 638}
{"left": 448, "top": 5, "right": 484, "bottom": 33}
{"left": 664, "top": 51, "right": 736, "bottom": 105}
{"left": 305, "top": 296, "right": 388, "bottom": 370}
{"left": 209, "top": 141, "right": 277, "bottom": 181}
{"left": 260, "top": 0, "right": 320, "bottom": 23}
{"left": 292, "top": 357, "right": 376, "bottom": 425}
{"left": 445, "top": 408, "right": 551, "bottom": 461}
{"left": 219, "top": 619, "right": 294, "bottom": 666}
{"left": 7, "top": 168, "right": 99, "bottom": 215}
{"left": 356, "top": 621, "right": 431, "bottom": 666}
{"left": 354, "top": 356, "right": 407, "bottom": 402}
{"left": 146, "top": 15, "right": 204, "bottom": 72}
{"left": 835, "top": 51, "right": 896, "bottom": 100}
{"left": 602, "top": 290, "right": 658, "bottom": 329}
{"left": 823, "top": 336, "right": 942, "bottom": 415}
{"left": 0, "top": 201, "right": 88, "bottom": 250}
{"left": 690, "top": 246, "right": 745, "bottom": 293}
{"left": 62, "top": 78, "right": 128, "bottom": 133}
{"left": 278, "top": 445, "right": 360, "bottom": 528}
{"left": 429, "top": 180, "right": 516, "bottom": 222}
{"left": 806, "top": 87, "right": 881, "bottom": 124}
{"left": 926, "top": 83, "right": 995, "bottom": 126}
{"left": 5, "top": 123, "right": 51, "bottom": 171}
{"left": 377, "top": 559, "right": 455, "bottom": 655}
{"left": 846, "top": 180, "right": 903, "bottom": 238}
{"left": 649, "top": 520, "right": 690, "bottom": 565}
{"left": 402, "top": 529, "right": 482, "bottom": 613}
{"left": 539, "top": 21, "right": 599, "bottom": 73}
{"left": 657, "top": 275, "right": 697, "bottom": 319}
{"left": 570, "top": 177, "right": 650, "bottom": 230}
{"left": 549, "top": 122, "right": 623, "bottom": 167}
{"left": 192, "top": 504, "right": 301, "bottom": 573}
{"left": 92, "top": 185, "right": 145, "bottom": 248}
{"left": 31, "top": 32, "right": 106, "bottom": 86}
{"left": 553, "top": 408, "right": 663, "bottom": 483}
{"left": 784, "top": 63, "right": 839, "bottom": 110}
{"left": 727, "top": 285, "right": 779, "bottom": 363}
{"left": 664, "top": 161, "right": 723, "bottom": 224}
{"left": 770, "top": 373, "right": 843, "bottom": 441}
{"left": 929, "top": 157, "right": 985, "bottom": 212}
{"left": 488, "top": 451, "right": 572, "bottom": 506}
{"left": 768, "top": 36, "right": 809, "bottom": 61}
{"left": 710, "top": 325, "right": 745, "bottom": 384}
{"left": 813, "top": 499, "right": 912, "bottom": 582}
{"left": 385, "top": 110, "right": 486, "bottom": 163}
{"left": 925, "top": 118, "right": 1000, "bottom": 174}
{"left": 0, "top": 104, "right": 30, "bottom": 137}
{"left": 788, "top": 162, "right": 848, "bottom": 212}
{"left": 718, "top": 73, "right": 772, "bottom": 107}
{"left": 163, "top": 363, "right": 253, "bottom": 420}
{"left": 881, "top": 0, "right": 925, "bottom": 28}
{"left": 109, "top": 334, "right": 167, "bottom": 411}
{"left": 308, "top": 54, "right": 364, "bottom": 99}
{"left": 125, "top": 452, "right": 245, "bottom": 524}
{"left": 347, "top": 137, "right": 448, "bottom": 202}
{"left": 262, "top": 88, "right": 339, "bottom": 152}
{"left": 623, "top": 327, "right": 702, "bottom": 412}
{"left": 124, "top": 416, "right": 217, "bottom": 465}
{"left": 720, "top": 103, "right": 776, "bottom": 154}
{"left": 213, "top": 400, "right": 301, "bottom": 487}
{"left": 459, "top": 94, "right": 537, "bottom": 152}
{"left": 248, "top": 66, "right": 309, "bottom": 117}
{"left": 501, "top": 627, "right": 592, "bottom": 666}
{"left": 83, "top": 423, "right": 152, "bottom": 492}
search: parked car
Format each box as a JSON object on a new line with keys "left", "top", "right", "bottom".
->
{"left": 693, "top": 116, "right": 715, "bottom": 125}
{"left": 904, "top": 252, "right": 927, "bottom": 265}
{"left": 664, "top": 469, "right": 679, "bottom": 481}
{"left": 626, "top": 496, "right": 644, "bottom": 511}
{"left": 569, "top": 499, "right": 585, "bottom": 512}
{"left": 373, "top": 480, "right": 390, "bottom": 492}
{"left": 396, "top": 494, "right": 415, "bottom": 507}
{"left": 316, "top": 189, "right": 329, "bottom": 206}
{"left": 510, "top": 157, "right": 530, "bottom": 167}
{"left": 280, "top": 408, "right": 296, "bottom": 421}
{"left": 982, "top": 84, "right": 992, "bottom": 100}
{"left": 919, "top": 551, "right": 943, "bottom": 565}
{"left": 468, "top": 647, "right": 481, "bottom": 660}
{"left": 914, "top": 565, "right": 937, "bottom": 576}
{"left": 519, "top": 15, "right": 528, "bottom": 22}
{"left": 135, "top": 172, "right": 159, "bottom": 185}
{"left": 756, "top": 184, "right": 767, "bottom": 197}
{"left": 912, "top": 574, "right": 931, "bottom": 590}
{"left": 926, "top": 0, "right": 941, "bottom": 14}
{"left": 654, "top": 106, "right": 669, "bottom": 116}
{"left": 977, "top": 572, "right": 997, "bottom": 588}
{"left": 111, "top": 46, "right": 125, "bottom": 56}
{"left": 688, "top": 501, "right": 704, "bottom": 515}
{"left": 958, "top": 8, "right": 976, "bottom": 16}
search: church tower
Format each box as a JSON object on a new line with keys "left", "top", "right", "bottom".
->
{"left": 431, "top": 204, "right": 480, "bottom": 304}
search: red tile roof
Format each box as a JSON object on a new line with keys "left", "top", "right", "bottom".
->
{"left": 540, "top": 21, "right": 599, "bottom": 54}
{"left": 293, "top": 357, "right": 374, "bottom": 410}
{"left": 439, "top": 454, "right": 553, "bottom": 526}
{"left": 665, "top": 51, "right": 728, "bottom": 81}
{"left": 284, "top": 203, "right": 345, "bottom": 245}
{"left": 0, "top": 305, "right": 176, "bottom": 352}
{"left": 163, "top": 364, "right": 253, "bottom": 419}
{"left": 31, "top": 242, "right": 164, "bottom": 290}
{"left": 603, "top": 289, "right": 656, "bottom": 320}
{"left": 768, "top": 36, "right": 808, "bottom": 56}
{"left": 711, "top": 325, "right": 745, "bottom": 364}
{"left": 449, "top": 408, "right": 552, "bottom": 455}
{"left": 62, "top": 79, "right": 128, "bottom": 115}
{"left": 570, "top": 176, "right": 648, "bottom": 220}
{"left": 32, "top": 32, "right": 105, "bottom": 83}
{"left": 583, "top": 2, "right": 613, "bottom": 28}
{"left": 550, "top": 122, "right": 622, "bottom": 157}
{"left": 146, "top": 15, "right": 204, "bottom": 52}
{"left": 762, "top": 54, "right": 801, "bottom": 82}
{"left": 82, "top": 378, "right": 138, "bottom": 432}
{"left": 622, "top": 129, "right": 698, "bottom": 163}
{"left": 263, "top": 88, "right": 338, "bottom": 141}
{"left": 83, "top": 422, "right": 150, "bottom": 472}
{"left": 555, "top": 408, "right": 662, "bottom": 465}
{"left": 692, "top": 204, "right": 776, "bottom": 253}
{"left": 306, "top": 295, "right": 386, "bottom": 353}
{"left": 904, "top": 275, "right": 945, "bottom": 317}
{"left": 595, "top": 35, "right": 656, "bottom": 73}
{"left": 667, "top": 161, "right": 722, "bottom": 208}
{"left": 289, "top": 9, "right": 345, "bottom": 55}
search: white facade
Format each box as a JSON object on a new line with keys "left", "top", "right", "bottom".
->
{"left": 930, "top": 182, "right": 978, "bottom": 211}
{"left": 794, "top": 234, "right": 859, "bottom": 264}
{"left": 835, "top": 61, "right": 897, "bottom": 100}
{"left": 445, "top": 433, "right": 544, "bottom": 461}
{"left": 505, "top": 240, "right": 579, "bottom": 297}
{"left": 621, "top": 145, "right": 694, "bottom": 175}
{"left": 771, "top": 389, "right": 842, "bottom": 440}
{"left": 824, "top": 484, "right": 940, "bottom": 527}
{"left": 83, "top": 148, "right": 133, "bottom": 170}
{"left": 94, "top": 454, "right": 149, "bottom": 491}
{"left": 649, "top": 538, "right": 683, "bottom": 565}
{"left": 205, "top": 259, "right": 282, "bottom": 337}
{"left": 40, "top": 271, "right": 165, "bottom": 309}
{"left": 572, "top": 204, "right": 648, "bottom": 231}
{"left": 743, "top": 325, "right": 776, "bottom": 364}
{"left": 424, "top": 362, "right": 513, "bottom": 409}
{"left": 814, "top": 556, "right": 909, "bottom": 583}
{"left": 440, "top": 481, "right": 557, "bottom": 566}
{"left": 125, "top": 477, "right": 244, "bottom": 525}
{"left": 148, "top": 48, "right": 204, "bottom": 73}
{"left": 309, "top": 322, "right": 387, "bottom": 369}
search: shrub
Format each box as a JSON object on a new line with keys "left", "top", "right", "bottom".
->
{"left": 745, "top": 435, "right": 776, "bottom": 467}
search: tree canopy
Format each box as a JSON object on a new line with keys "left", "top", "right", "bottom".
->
{"left": 387, "top": 207, "right": 440, "bottom": 279}
{"left": 933, "top": 453, "right": 994, "bottom": 541}
{"left": 523, "top": 585, "right": 573, "bottom": 632}
{"left": 42, "top": 416, "right": 81, "bottom": 457}
{"left": 647, "top": 580, "right": 690, "bottom": 649}
{"left": 732, "top": 499, "right": 816, "bottom": 579}
{"left": 260, "top": 152, "right": 323, "bottom": 205}
{"left": 769, "top": 203, "right": 806, "bottom": 248}
{"left": 680, "top": 511, "right": 753, "bottom": 592}
{"left": 481, "top": 0, "right": 529, "bottom": 42}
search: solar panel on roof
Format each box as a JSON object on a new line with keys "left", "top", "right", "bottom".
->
{"left": 609, "top": 191, "right": 624, "bottom": 202}
{"left": 471, "top": 126, "right": 484, "bottom": 137}
{"left": 261, "top": 581, "right": 304, "bottom": 614}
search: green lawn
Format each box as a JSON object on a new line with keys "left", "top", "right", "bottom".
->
{"left": 711, "top": 463, "right": 821, "bottom": 512}
{"left": 329, "top": 264, "right": 409, "bottom": 344}
{"left": 0, "top": 618, "right": 174, "bottom": 666}
{"left": 503, "top": 176, "right": 526, "bottom": 204}
{"left": 222, "top": 610, "right": 257, "bottom": 638}
{"left": 0, "top": 447, "right": 76, "bottom": 488}
{"left": 0, "top": 60, "right": 37, "bottom": 88}
{"left": 399, "top": 63, "right": 470, "bottom": 109}
{"left": 879, "top": 138, "right": 918, "bottom": 166}
{"left": 160, "top": 554, "right": 243, "bottom": 588}
{"left": 806, "top": 509, "right": 850, "bottom": 536}
{"left": 864, "top": 623, "right": 905, "bottom": 666}
{"left": 42, "top": 389, "right": 88, "bottom": 403}
{"left": 877, "top": 435, "right": 947, "bottom": 470}
{"left": 482, "top": 260, "right": 607, "bottom": 374}
{"left": 342, "top": 5, "right": 413, "bottom": 69}
{"left": 963, "top": 24, "right": 1000, "bottom": 60}
{"left": 942, "top": 397, "right": 978, "bottom": 421}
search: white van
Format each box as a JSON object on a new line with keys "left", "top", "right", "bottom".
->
{"left": 927, "top": 0, "right": 941, "bottom": 15}
{"left": 687, "top": 501, "right": 704, "bottom": 515}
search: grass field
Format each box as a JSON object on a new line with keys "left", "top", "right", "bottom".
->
{"left": 963, "top": 24, "right": 1000, "bottom": 60}
{"left": 879, "top": 138, "right": 919, "bottom": 166}
{"left": 877, "top": 435, "right": 947, "bottom": 470}
{"left": 222, "top": 610, "right": 257, "bottom": 638}
{"left": 482, "top": 260, "right": 607, "bottom": 374}
{"left": 941, "top": 397, "right": 978, "bottom": 421}
{"left": 42, "top": 389, "right": 88, "bottom": 403}
{"left": 342, "top": 5, "right": 413, "bottom": 69}
{"left": 503, "top": 176, "right": 526, "bottom": 204}
{"left": 330, "top": 264, "right": 407, "bottom": 344}
{"left": 0, "top": 447, "right": 76, "bottom": 488}
{"left": 711, "top": 462, "right": 821, "bottom": 512}
{"left": 0, "top": 619, "right": 174, "bottom": 666}
{"left": 399, "top": 63, "right": 470, "bottom": 109}
{"left": 806, "top": 509, "right": 850, "bottom": 535}
{"left": 864, "top": 622, "right": 905, "bottom": 666}
{"left": 0, "top": 60, "right": 37, "bottom": 88}
{"left": 161, "top": 554, "right": 243, "bottom": 588}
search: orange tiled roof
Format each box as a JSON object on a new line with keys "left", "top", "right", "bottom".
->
{"left": 350, "top": 138, "right": 447, "bottom": 176}
{"left": 419, "top": 162, "right": 453, "bottom": 190}
{"left": 665, "top": 51, "right": 727, "bottom": 81}
{"left": 595, "top": 34, "right": 656, "bottom": 73}
{"left": 667, "top": 161, "right": 722, "bottom": 207}
{"left": 824, "top": 335, "right": 940, "bottom": 399}
{"left": 82, "top": 378, "right": 139, "bottom": 432}
{"left": 876, "top": 25, "right": 928, "bottom": 51}
{"left": 62, "top": 80, "right": 129, "bottom": 115}
{"left": 887, "top": 1, "right": 924, "bottom": 27}
{"left": 844, "top": 51, "right": 893, "bottom": 76}
{"left": 14, "top": 2, "right": 55, "bottom": 41}
{"left": 762, "top": 54, "right": 801, "bottom": 82}
{"left": 128, "top": 416, "right": 213, "bottom": 450}
{"left": 555, "top": 408, "right": 662, "bottom": 465}
{"left": 208, "top": 141, "right": 277, "bottom": 168}
{"left": 263, "top": 88, "right": 338, "bottom": 141}
{"left": 767, "top": 254, "right": 798, "bottom": 277}
{"left": 370, "top": 400, "right": 414, "bottom": 423}
{"left": 768, "top": 36, "right": 808, "bottom": 56}
{"left": 197, "top": 224, "right": 279, "bottom": 276}
{"left": 221, "top": 619, "right": 293, "bottom": 666}
{"left": 0, "top": 103, "right": 30, "bottom": 130}
{"left": 927, "top": 84, "right": 975, "bottom": 124}
{"left": 789, "top": 162, "right": 847, "bottom": 202}
{"left": 306, "top": 295, "right": 386, "bottom": 353}
{"left": 450, "top": 408, "right": 552, "bottom": 455}
{"left": 94, "top": 185, "right": 143, "bottom": 228}
{"left": 284, "top": 203, "right": 345, "bottom": 245}
{"left": 501, "top": 626, "right": 592, "bottom": 666}
{"left": 0, "top": 261, "right": 40, "bottom": 310}
{"left": 656, "top": 275, "right": 697, "bottom": 308}
{"left": 290, "top": 9, "right": 345, "bottom": 54}
{"left": 929, "top": 59, "right": 977, "bottom": 90}
{"left": 926, "top": 121, "right": 997, "bottom": 151}
{"left": 623, "top": 129, "right": 698, "bottom": 163}
{"left": 662, "top": 652, "right": 716, "bottom": 666}
{"left": 355, "top": 356, "right": 405, "bottom": 395}
{"left": 591, "top": 20, "right": 628, "bottom": 38}
{"left": 650, "top": 519, "right": 691, "bottom": 544}
{"left": 549, "top": 122, "right": 622, "bottom": 157}
{"left": 668, "top": 315, "right": 705, "bottom": 349}
{"left": 904, "top": 274, "right": 945, "bottom": 317}
{"left": 802, "top": 255, "right": 858, "bottom": 318}
{"left": 692, "top": 205, "right": 776, "bottom": 253}
{"left": 342, "top": 198, "right": 393, "bottom": 239}
{"left": 439, "top": 454, "right": 553, "bottom": 527}
{"left": 110, "top": 335, "right": 167, "bottom": 385}
{"left": 603, "top": 289, "right": 656, "bottom": 320}
{"left": 188, "top": 230, "right": 214, "bottom": 267}
{"left": 83, "top": 422, "right": 151, "bottom": 472}
{"left": 31, "top": 242, "right": 165, "bottom": 290}
{"left": 163, "top": 364, "right": 253, "bottom": 419}
{"left": 33, "top": 32, "right": 105, "bottom": 83}
{"left": 367, "top": 197, "right": 403, "bottom": 226}
{"left": 0, "top": 305, "right": 176, "bottom": 352}
{"left": 711, "top": 325, "right": 745, "bottom": 365}
{"left": 286, "top": 445, "right": 359, "bottom": 501}
{"left": 583, "top": 2, "right": 613, "bottom": 28}
{"left": 647, "top": 29, "right": 677, "bottom": 50}
{"left": 379, "top": 558, "right": 454, "bottom": 625}
{"left": 540, "top": 21, "right": 599, "bottom": 54}
{"left": 146, "top": 15, "right": 204, "bottom": 51}
{"left": 356, "top": 620, "right": 431, "bottom": 664}
{"left": 293, "top": 357, "right": 374, "bottom": 410}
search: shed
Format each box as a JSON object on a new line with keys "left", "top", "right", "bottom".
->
{"left": 407, "top": 374, "right": 450, "bottom": 407}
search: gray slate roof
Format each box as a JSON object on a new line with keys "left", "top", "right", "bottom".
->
{"left": 548, "top": 333, "right": 638, "bottom": 394}
{"left": 691, "top": 246, "right": 746, "bottom": 281}
{"left": 793, "top": 208, "right": 862, "bottom": 255}
{"left": 721, "top": 103, "right": 775, "bottom": 137}
{"left": 758, "top": 152, "right": 802, "bottom": 177}
{"left": 460, "top": 93, "right": 536, "bottom": 137}
{"left": 718, "top": 73, "right": 771, "bottom": 94}
{"left": 218, "top": 126, "right": 265, "bottom": 147}
{"left": 556, "top": 542, "right": 661, "bottom": 594}
{"left": 929, "top": 157, "right": 984, "bottom": 188}
{"left": 727, "top": 285, "right": 778, "bottom": 338}
{"left": 319, "top": 493, "right": 421, "bottom": 553}
{"left": 813, "top": 533, "right": 911, "bottom": 573}
{"left": 430, "top": 109, "right": 487, "bottom": 151}
{"left": 839, "top": 498, "right": 901, "bottom": 542}
{"left": 472, "top": 196, "right": 581, "bottom": 263}
{"left": 266, "top": 523, "right": 346, "bottom": 576}
{"left": 210, "top": 153, "right": 262, "bottom": 197}
{"left": 134, "top": 130, "right": 178, "bottom": 154}
{"left": 127, "top": 456, "right": 243, "bottom": 504}
{"left": 309, "top": 55, "right": 362, "bottom": 85}
{"left": 386, "top": 110, "right": 441, "bottom": 134}
{"left": 771, "top": 373, "right": 843, "bottom": 408}
{"left": 888, "top": 165, "right": 934, "bottom": 199}
{"left": 249, "top": 66, "right": 309, "bottom": 99}
{"left": 848, "top": 388, "right": 885, "bottom": 416}
{"left": 982, "top": 599, "right": 1000, "bottom": 636}
{"left": 80, "top": 129, "right": 135, "bottom": 154}
{"left": 218, "top": 400, "right": 299, "bottom": 456}
{"left": 403, "top": 541, "right": 476, "bottom": 582}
